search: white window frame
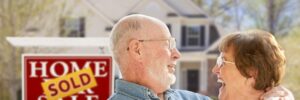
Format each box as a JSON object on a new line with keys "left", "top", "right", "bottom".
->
{"left": 60, "top": 17, "right": 85, "bottom": 37}
{"left": 183, "top": 25, "right": 206, "bottom": 49}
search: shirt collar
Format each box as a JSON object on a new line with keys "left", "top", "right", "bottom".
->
{"left": 115, "top": 79, "right": 160, "bottom": 99}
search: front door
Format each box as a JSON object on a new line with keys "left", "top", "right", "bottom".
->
{"left": 187, "top": 69, "right": 199, "bottom": 92}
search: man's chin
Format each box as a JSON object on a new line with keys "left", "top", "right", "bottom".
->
{"left": 169, "top": 74, "right": 176, "bottom": 84}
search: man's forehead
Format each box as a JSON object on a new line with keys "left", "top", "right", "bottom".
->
{"left": 141, "top": 21, "right": 170, "bottom": 38}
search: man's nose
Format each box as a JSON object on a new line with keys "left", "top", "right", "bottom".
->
{"left": 172, "top": 48, "right": 181, "bottom": 60}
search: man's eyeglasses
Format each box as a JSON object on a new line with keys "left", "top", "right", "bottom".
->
{"left": 138, "top": 37, "right": 176, "bottom": 50}
{"left": 216, "top": 53, "right": 235, "bottom": 67}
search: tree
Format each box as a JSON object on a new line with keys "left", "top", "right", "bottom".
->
{"left": 193, "top": 0, "right": 300, "bottom": 35}
{"left": 243, "top": 0, "right": 300, "bottom": 35}
{"left": 277, "top": 27, "right": 300, "bottom": 99}
{"left": 193, "top": 0, "right": 247, "bottom": 32}
{"left": 0, "top": 0, "right": 73, "bottom": 99}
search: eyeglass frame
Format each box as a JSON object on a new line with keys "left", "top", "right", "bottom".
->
{"left": 127, "top": 37, "right": 176, "bottom": 51}
{"left": 216, "top": 53, "right": 235, "bottom": 67}
{"left": 139, "top": 37, "right": 176, "bottom": 50}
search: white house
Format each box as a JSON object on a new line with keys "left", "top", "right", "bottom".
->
{"left": 25, "top": 0, "right": 223, "bottom": 97}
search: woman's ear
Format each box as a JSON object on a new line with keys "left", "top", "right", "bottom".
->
{"left": 246, "top": 68, "right": 258, "bottom": 86}
{"left": 248, "top": 68, "right": 258, "bottom": 78}
{"left": 128, "top": 40, "right": 142, "bottom": 61}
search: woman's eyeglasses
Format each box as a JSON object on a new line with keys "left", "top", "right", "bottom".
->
{"left": 216, "top": 53, "right": 235, "bottom": 67}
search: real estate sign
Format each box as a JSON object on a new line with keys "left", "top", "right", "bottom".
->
{"left": 22, "top": 54, "right": 113, "bottom": 100}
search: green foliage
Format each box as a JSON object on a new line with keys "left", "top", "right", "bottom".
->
{"left": 0, "top": 0, "right": 64, "bottom": 100}
{"left": 0, "top": 0, "right": 55, "bottom": 81}
{"left": 193, "top": 0, "right": 300, "bottom": 35}
{"left": 0, "top": 82, "right": 10, "bottom": 100}
{"left": 277, "top": 28, "right": 300, "bottom": 99}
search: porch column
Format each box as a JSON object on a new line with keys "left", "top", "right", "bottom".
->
{"left": 175, "top": 61, "right": 181, "bottom": 89}
{"left": 200, "top": 59, "right": 208, "bottom": 92}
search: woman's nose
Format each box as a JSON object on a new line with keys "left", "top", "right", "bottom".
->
{"left": 212, "top": 65, "right": 220, "bottom": 74}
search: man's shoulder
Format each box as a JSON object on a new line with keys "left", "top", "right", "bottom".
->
{"left": 171, "top": 89, "right": 211, "bottom": 100}
{"left": 108, "top": 92, "right": 136, "bottom": 100}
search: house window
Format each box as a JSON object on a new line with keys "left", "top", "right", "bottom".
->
{"left": 181, "top": 25, "right": 205, "bottom": 49}
{"left": 60, "top": 17, "right": 85, "bottom": 37}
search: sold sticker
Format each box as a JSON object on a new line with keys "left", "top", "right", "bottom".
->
{"left": 42, "top": 67, "right": 97, "bottom": 100}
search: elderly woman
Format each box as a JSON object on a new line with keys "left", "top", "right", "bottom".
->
{"left": 212, "top": 30, "right": 294, "bottom": 100}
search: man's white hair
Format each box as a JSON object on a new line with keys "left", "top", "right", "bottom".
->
{"left": 109, "top": 14, "right": 165, "bottom": 66}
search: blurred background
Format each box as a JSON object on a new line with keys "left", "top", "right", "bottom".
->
{"left": 0, "top": 0, "right": 300, "bottom": 100}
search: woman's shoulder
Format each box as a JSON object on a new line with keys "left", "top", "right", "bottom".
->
{"left": 260, "top": 85, "right": 294, "bottom": 100}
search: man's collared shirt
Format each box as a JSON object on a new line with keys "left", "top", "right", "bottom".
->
{"left": 109, "top": 79, "right": 211, "bottom": 100}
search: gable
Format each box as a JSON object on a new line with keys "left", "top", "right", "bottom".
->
{"left": 128, "top": 0, "right": 178, "bottom": 20}
{"left": 164, "top": 0, "right": 207, "bottom": 17}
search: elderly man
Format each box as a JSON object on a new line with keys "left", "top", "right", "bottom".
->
{"left": 108, "top": 14, "right": 210, "bottom": 100}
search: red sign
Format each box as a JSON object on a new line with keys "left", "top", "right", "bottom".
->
{"left": 22, "top": 54, "right": 113, "bottom": 100}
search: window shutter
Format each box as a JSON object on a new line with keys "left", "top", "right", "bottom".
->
{"left": 167, "top": 24, "right": 172, "bottom": 34}
{"left": 181, "top": 25, "right": 186, "bottom": 47}
{"left": 200, "top": 26, "right": 205, "bottom": 46}
{"left": 209, "top": 25, "right": 219, "bottom": 45}
{"left": 79, "top": 17, "right": 85, "bottom": 37}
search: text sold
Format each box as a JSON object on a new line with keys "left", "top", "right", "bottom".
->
{"left": 42, "top": 67, "right": 97, "bottom": 100}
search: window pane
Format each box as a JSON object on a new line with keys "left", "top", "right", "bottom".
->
{"left": 60, "top": 17, "right": 85, "bottom": 37}
{"left": 182, "top": 25, "right": 206, "bottom": 48}
{"left": 188, "top": 37, "right": 199, "bottom": 46}
{"left": 187, "top": 26, "right": 200, "bottom": 36}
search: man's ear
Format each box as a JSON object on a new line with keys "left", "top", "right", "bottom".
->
{"left": 128, "top": 40, "right": 142, "bottom": 61}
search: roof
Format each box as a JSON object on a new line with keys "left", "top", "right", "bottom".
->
{"left": 164, "top": 0, "right": 208, "bottom": 17}
{"left": 85, "top": 0, "right": 208, "bottom": 21}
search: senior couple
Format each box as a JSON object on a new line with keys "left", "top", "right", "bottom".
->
{"left": 108, "top": 14, "right": 294, "bottom": 100}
